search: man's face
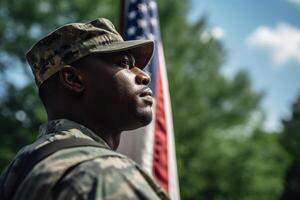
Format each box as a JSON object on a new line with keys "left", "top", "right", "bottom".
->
{"left": 80, "top": 52, "right": 153, "bottom": 132}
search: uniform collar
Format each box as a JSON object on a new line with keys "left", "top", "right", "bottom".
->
{"left": 39, "top": 119, "right": 111, "bottom": 149}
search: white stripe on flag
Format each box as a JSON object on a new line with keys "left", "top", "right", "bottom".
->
{"left": 141, "top": 102, "right": 156, "bottom": 175}
{"left": 157, "top": 43, "right": 180, "bottom": 200}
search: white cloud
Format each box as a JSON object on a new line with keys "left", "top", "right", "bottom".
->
{"left": 211, "top": 26, "right": 225, "bottom": 40}
{"left": 288, "top": 0, "right": 300, "bottom": 6}
{"left": 200, "top": 26, "right": 225, "bottom": 42}
{"left": 246, "top": 23, "right": 300, "bottom": 66}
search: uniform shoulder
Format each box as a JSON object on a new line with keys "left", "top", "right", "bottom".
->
{"left": 7, "top": 146, "right": 126, "bottom": 200}
{"left": 57, "top": 155, "right": 138, "bottom": 183}
{"left": 53, "top": 156, "right": 166, "bottom": 200}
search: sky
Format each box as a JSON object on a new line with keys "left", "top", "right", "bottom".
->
{"left": 188, "top": 0, "right": 300, "bottom": 131}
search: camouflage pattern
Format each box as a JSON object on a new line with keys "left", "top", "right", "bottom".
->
{"left": 26, "top": 18, "right": 154, "bottom": 87}
{"left": 0, "top": 119, "right": 169, "bottom": 200}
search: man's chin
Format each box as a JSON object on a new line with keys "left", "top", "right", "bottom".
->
{"left": 124, "top": 110, "right": 153, "bottom": 131}
{"left": 139, "top": 112, "right": 153, "bottom": 126}
{"left": 138, "top": 106, "right": 153, "bottom": 125}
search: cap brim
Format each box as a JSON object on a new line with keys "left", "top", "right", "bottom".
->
{"left": 90, "top": 39, "right": 154, "bottom": 69}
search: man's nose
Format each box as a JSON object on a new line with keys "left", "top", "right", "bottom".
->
{"left": 132, "top": 67, "right": 151, "bottom": 85}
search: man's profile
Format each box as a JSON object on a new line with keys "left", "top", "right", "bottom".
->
{"left": 0, "top": 18, "right": 169, "bottom": 200}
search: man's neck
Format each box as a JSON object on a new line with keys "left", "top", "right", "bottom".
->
{"left": 48, "top": 115, "right": 121, "bottom": 150}
{"left": 83, "top": 119, "right": 121, "bottom": 150}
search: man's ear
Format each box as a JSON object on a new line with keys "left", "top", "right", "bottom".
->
{"left": 59, "top": 65, "right": 85, "bottom": 93}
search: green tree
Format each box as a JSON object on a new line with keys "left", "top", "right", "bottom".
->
{"left": 281, "top": 94, "right": 300, "bottom": 199}
{"left": 157, "top": 1, "right": 289, "bottom": 199}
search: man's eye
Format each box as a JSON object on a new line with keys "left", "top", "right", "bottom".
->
{"left": 121, "top": 58, "right": 130, "bottom": 69}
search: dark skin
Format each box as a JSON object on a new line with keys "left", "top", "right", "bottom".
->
{"left": 40, "top": 52, "right": 153, "bottom": 150}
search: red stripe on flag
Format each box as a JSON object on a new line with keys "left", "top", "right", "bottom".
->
{"left": 152, "top": 56, "right": 169, "bottom": 193}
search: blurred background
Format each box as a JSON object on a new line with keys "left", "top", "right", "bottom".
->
{"left": 0, "top": 0, "right": 300, "bottom": 199}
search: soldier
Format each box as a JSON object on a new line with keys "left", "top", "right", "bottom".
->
{"left": 0, "top": 18, "right": 170, "bottom": 200}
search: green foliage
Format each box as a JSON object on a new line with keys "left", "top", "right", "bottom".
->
{"left": 280, "top": 94, "right": 300, "bottom": 199}
{"left": 0, "top": 0, "right": 291, "bottom": 199}
{"left": 0, "top": 0, "right": 119, "bottom": 64}
{"left": 281, "top": 95, "right": 300, "bottom": 156}
{"left": 0, "top": 83, "right": 46, "bottom": 168}
{"left": 181, "top": 129, "right": 289, "bottom": 200}
{"left": 157, "top": 0, "right": 289, "bottom": 199}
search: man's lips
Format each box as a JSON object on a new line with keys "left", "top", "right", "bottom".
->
{"left": 139, "top": 87, "right": 153, "bottom": 105}
{"left": 140, "top": 87, "right": 153, "bottom": 97}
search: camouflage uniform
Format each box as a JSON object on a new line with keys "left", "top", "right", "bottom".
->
{"left": 0, "top": 119, "right": 169, "bottom": 199}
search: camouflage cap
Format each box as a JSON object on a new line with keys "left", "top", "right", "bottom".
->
{"left": 26, "top": 18, "right": 154, "bottom": 87}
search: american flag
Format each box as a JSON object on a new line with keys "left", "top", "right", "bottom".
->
{"left": 118, "top": 0, "right": 180, "bottom": 199}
